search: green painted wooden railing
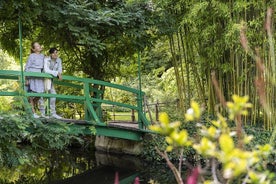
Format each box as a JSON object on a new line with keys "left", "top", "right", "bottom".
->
{"left": 0, "top": 70, "right": 150, "bottom": 130}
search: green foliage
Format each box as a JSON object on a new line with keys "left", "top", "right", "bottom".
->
{"left": 0, "top": 98, "right": 91, "bottom": 168}
{"left": 141, "top": 134, "right": 184, "bottom": 162}
{"left": 141, "top": 134, "right": 166, "bottom": 162}
{"left": 0, "top": 0, "right": 158, "bottom": 80}
{"left": 141, "top": 38, "right": 172, "bottom": 75}
{"left": 0, "top": 49, "right": 18, "bottom": 70}
{"left": 142, "top": 113, "right": 197, "bottom": 162}
{"left": 244, "top": 127, "right": 272, "bottom": 148}
{"left": 150, "top": 95, "right": 275, "bottom": 183}
{"left": 28, "top": 122, "right": 83, "bottom": 150}
{"left": 0, "top": 148, "right": 96, "bottom": 184}
{"left": 0, "top": 49, "right": 20, "bottom": 110}
{"left": 108, "top": 66, "right": 179, "bottom": 106}
{"left": 0, "top": 111, "right": 30, "bottom": 167}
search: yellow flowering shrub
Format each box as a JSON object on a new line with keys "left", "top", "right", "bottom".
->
{"left": 149, "top": 95, "right": 275, "bottom": 183}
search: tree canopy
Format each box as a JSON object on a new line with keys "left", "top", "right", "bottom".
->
{"left": 1, "top": 0, "right": 276, "bottom": 129}
{"left": 0, "top": 0, "right": 157, "bottom": 79}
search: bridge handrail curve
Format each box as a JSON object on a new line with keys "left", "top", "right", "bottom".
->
{"left": 24, "top": 71, "right": 144, "bottom": 95}
{"left": 0, "top": 69, "right": 150, "bottom": 129}
{"left": 0, "top": 70, "right": 144, "bottom": 95}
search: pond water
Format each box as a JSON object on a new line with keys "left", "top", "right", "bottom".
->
{"left": 0, "top": 146, "right": 275, "bottom": 184}
{"left": 0, "top": 147, "right": 178, "bottom": 184}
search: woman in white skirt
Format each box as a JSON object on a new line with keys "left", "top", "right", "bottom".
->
{"left": 24, "top": 42, "right": 45, "bottom": 118}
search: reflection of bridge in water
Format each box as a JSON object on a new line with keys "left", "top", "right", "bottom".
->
{"left": 51, "top": 150, "right": 144, "bottom": 184}
{"left": 0, "top": 70, "right": 152, "bottom": 141}
{"left": 53, "top": 152, "right": 140, "bottom": 184}
{"left": 52, "top": 165, "right": 138, "bottom": 184}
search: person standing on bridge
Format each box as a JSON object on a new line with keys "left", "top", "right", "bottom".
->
{"left": 24, "top": 42, "right": 45, "bottom": 118}
{"left": 43, "top": 47, "right": 63, "bottom": 119}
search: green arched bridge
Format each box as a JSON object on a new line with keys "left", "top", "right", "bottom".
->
{"left": 0, "top": 70, "right": 152, "bottom": 141}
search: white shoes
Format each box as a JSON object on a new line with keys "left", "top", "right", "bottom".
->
{"left": 33, "top": 113, "right": 62, "bottom": 119}
{"left": 33, "top": 113, "right": 40, "bottom": 118}
{"left": 51, "top": 114, "right": 62, "bottom": 119}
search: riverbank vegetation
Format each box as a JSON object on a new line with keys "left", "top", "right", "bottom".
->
{"left": 0, "top": 98, "right": 94, "bottom": 168}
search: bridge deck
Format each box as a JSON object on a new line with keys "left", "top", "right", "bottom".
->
{"left": 55, "top": 119, "right": 139, "bottom": 130}
{"left": 107, "top": 121, "right": 139, "bottom": 130}
{"left": 40, "top": 118, "right": 146, "bottom": 141}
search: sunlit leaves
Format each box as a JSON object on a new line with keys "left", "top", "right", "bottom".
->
{"left": 227, "top": 95, "right": 252, "bottom": 120}
{"left": 150, "top": 112, "right": 181, "bottom": 135}
{"left": 159, "top": 112, "right": 169, "bottom": 125}
{"left": 211, "top": 113, "right": 228, "bottom": 130}
{"left": 150, "top": 95, "right": 274, "bottom": 183}
{"left": 243, "top": 135, "right": 253, "bottom": 144}
{"left": 248, "top": 171, "right": 271, "bottom": 184}
{"left": 219, "top": 134, "right": 234, "bottom": 154}
{"left": 220, "top": 148, "right": 260, "bottom": 179}
{"left": 255, "top": 144, "right": 273, "bottom": 157}
{"left": 206, "top": 126, "right": 217, "bottom": 138}
{"left": 193, "top": 137, "right": 216, "bottom": 156}
{"left": 149, "top": 112, "right": 191, "bottom": 151}
{"left": 184, "top": 101, "right": 201, "bottom": 121}
{"left": 165, "top": 130, "right": 191, "bottom": 152}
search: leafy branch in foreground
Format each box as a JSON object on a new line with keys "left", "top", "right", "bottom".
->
{"left": 149, "top": 95, "right": 275, "bottom": 184}
{"left": 0, "top": 98, "right": 95, "bottom": 168}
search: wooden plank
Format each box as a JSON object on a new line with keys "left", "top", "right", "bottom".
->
{"left": 107, "top": 121, "right": 139, "bottom": 130}
{"left": 50, "top": 118, "right": 140, "bottom": 131}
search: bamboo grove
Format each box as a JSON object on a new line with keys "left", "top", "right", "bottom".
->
{"left": 155, "top": 0, "right": 276, "bottom": 130}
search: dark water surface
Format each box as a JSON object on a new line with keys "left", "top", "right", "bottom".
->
{"left": 0, "top": 147, "right": 177, "bottom": 184}
{"left": 1, "top": 147, "right": 274, "bottom": 184}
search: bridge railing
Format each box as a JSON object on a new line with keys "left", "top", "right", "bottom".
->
{"left": 0, "top": 70, "right": 150, "bottom": 129}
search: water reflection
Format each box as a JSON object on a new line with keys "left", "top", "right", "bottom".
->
{"left": 0, "top": 147, "right": 176, "bottom": 184}
{"left": 52, "top": 150, "right": 142, "bottom": 184}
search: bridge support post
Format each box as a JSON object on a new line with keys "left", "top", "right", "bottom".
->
{"left": 131, "top": 109, "right": 135, "bottom": 122}
{"left": 95, "top": 136, "right": 143, "bottom": 156}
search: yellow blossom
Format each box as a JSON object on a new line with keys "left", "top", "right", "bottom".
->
{"left": 184, "top": 101, "right": 201, "bottom": 121}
